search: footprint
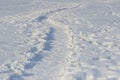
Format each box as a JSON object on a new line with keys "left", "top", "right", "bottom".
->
{"left": 8, "top": 74, "right": 23, "bottom": 80}
{"left": 24, "top": 52, "right": 43, "bottom": 70}
{"left": 43, "top": 28, "right": 55, "bottom": 51}
{"left": 36, "top": 15, "right": 47, "bottom": 22}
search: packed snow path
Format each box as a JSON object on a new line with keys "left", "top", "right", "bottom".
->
{"left": 0, "top": 0, "right": 120, "bottom": 80}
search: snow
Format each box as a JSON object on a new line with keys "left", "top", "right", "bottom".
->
{"left": 0, "top": 0, "right": 120, "bottom": 80}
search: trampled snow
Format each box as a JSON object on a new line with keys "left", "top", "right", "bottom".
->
{"left": 0, "top": 0, "right": 120, "bottom": 80}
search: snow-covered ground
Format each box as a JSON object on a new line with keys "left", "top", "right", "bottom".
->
{"left": 0, "top": 0, "right": 120, "bottom": 80}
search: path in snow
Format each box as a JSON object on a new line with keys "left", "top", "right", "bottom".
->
{"left": 0, "top": 4, "right": 81, "bottom": 80}
{"left": 0, "top": 0, "right": 120, "bottom": 80}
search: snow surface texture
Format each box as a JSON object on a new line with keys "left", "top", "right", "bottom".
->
{"left": 0, "top": 0, "right": 120, "bottom": 80}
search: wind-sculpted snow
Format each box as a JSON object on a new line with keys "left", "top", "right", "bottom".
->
{"left": 0, "top": 0, "right": 120, "bottom": 80}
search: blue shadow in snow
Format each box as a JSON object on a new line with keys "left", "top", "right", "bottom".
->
{"left": 43, "top": 28, "right": 55, "bottom": 51}
{"left": 36, "top": 15, "right": 47, "bottom": 22}
{"left": 9, "top": 74, "right": 23, "bottom": 80}
{"left": 24, "top": 52, "right": 43, "bottom": 70}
